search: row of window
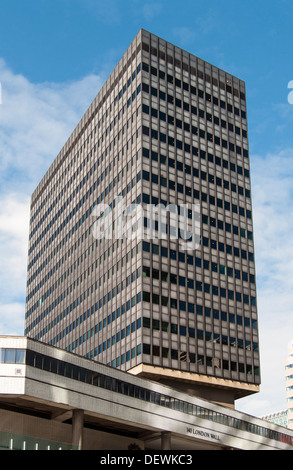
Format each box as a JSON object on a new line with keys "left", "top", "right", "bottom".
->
{"left": 144, "top": 151, "right": 250, "bottom": 209}
{"left": 142, "top": 170, "right": 252, "bottom": 223}
{"left": 142, "top": 239, "right": 255, "bottom": 277}
{"left": 142, "top": 317, "right": 258, "bottom": 350}
{"left": 141, "top": 343, "right": 259, "bottom": 376}
{"left": 142, "top": 209, "right": 252, "bottom": 250}
{"left": 142, "top": 192, "right": 251, "bottom": 239}
{"left": 143, "top": 260, "right": 254, "bottom": 292}
{"left": 141, "top": 42, "right": 246, "bottom": 102}
{"left": 141, "top": 79, "right": 247, "bottom": 125}
{"left": 142, "top": 128, "right": 250, "bottom": 177}
{"left": 142, "top": 155, "right": 250, "bottom": 207}
{"left": 0, "top": 348, "right": 25, "bottom": 364}
{"left": 142, "top": 148, "right": 250, "bottom": 199}
{"left": 142, "top": 286, "right": 256, "bottom": 312}
{"left": 142, "top": 122, "right": 249, "bottom": 161}
{"left": 143, "top": 102, "right": 248, "bottom": 144}
{"left": 144, "top": 209, "right": 252, "bottom": 245}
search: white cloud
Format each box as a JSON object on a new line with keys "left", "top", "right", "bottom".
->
{"left": 236, "top": 149, "right": 293, "bottom": 416}
{"left": 0, "top": 58, "right": 103, "bottom": 192}
{"left": 0, "top": 193, "right": 29, "bottom": 337}
{"left": 0, "top": 193, "right": 30, "bottom": 301}
{"left": 0, "top": 303, "right": 25, "bottom": 336}
{"left": 252, "top": 149, "right": 293, "bottom": 286}
{"left": 0, "top": 59, "right": 103, "bottom": 335}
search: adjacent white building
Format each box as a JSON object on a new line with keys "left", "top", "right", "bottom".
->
{"left": 285, "top": 338, "right": 293, "bottom": 430}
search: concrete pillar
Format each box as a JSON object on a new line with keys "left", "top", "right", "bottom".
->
{"left": 72, "top": 409, "right": 84, "bottom": 450}
{"left": 161, "top": 431, "right": 171, "bottom": 450}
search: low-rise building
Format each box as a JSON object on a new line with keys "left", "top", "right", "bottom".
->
{"left": 0, "top": 336, "right": 292, "bottom": 450}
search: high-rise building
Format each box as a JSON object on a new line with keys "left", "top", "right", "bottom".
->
{"left": 285, "top": 338, "right": 293, "bottom": 429}
{"left": 25, "top": 29, "right": 260, "bottom": 407}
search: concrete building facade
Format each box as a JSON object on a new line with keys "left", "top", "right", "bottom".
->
{"left": 24, "top": 29, "right": 260, "bottom": 408}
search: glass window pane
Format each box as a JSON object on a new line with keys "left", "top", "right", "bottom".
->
{"left": 5, "top": 349, "right": 16, "bottom": 363}
{"left": 0, "top": 349, "right": 5, "bottom": 362}
{"left": 15, "top": 350, "right": 25, "bottom": 364}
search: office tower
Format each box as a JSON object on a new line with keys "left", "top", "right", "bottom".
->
{"left": 25, "top": 29, "right": 260, "bottom": 407}
{"left": 285, "top": 339, "right": 293, "bottom": 429}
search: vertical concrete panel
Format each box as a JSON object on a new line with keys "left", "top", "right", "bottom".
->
{"left": 161, "top": 431, "right": 171, "bottom": 450}
{"left": 72, "top": 409, "right": 84, "bottom": 450}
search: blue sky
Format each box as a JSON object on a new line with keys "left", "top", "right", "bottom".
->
{"left": 0, "top": 0, "right": 293, "bottom": 419}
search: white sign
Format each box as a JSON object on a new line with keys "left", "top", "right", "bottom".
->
{"left": 186, "top": 426, "right": 220, "bottom": 442}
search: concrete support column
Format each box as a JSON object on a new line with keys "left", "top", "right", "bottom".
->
{"left": 72, "top": 409, "right": 84, "bottom": 450}
{"left": 161, "top": 431, "right": 171, "bottom": 450}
